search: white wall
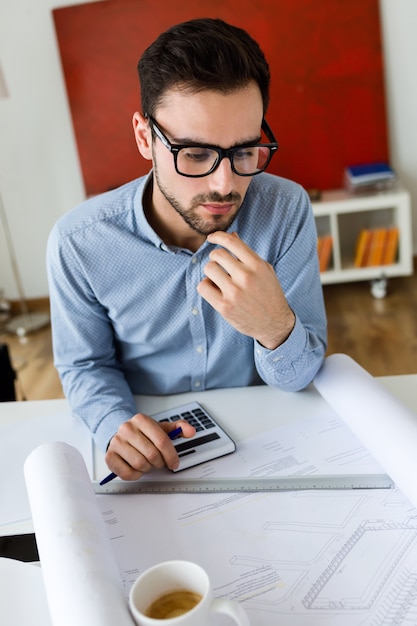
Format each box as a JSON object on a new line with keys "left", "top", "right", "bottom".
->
{"left": 0, "top": 0, "right": 416, "bottom": 300}
{"left": 380, "top": 0, "right": 417, "bottom": 253}
{"left": 0, "top": 0, "right": 92, "bottom": 301}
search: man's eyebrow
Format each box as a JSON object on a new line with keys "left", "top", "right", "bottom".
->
{"left": 171, "top": 133, "right": 262, "bottom": 148}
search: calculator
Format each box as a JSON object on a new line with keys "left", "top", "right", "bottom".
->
{"left": 153, "top": 401, "right": 236, "bottom": 471}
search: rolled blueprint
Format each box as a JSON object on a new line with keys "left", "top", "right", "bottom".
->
{"left": 24, "top": 441, "right": 134, "bottom": 626}
{"left": 315, "top": 353, "right": 417, "bottom": 509}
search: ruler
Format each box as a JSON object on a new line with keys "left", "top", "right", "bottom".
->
{"left": 93, "top": 473, "right": 394, "bottom": 495}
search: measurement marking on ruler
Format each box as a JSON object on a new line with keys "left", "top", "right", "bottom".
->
{"left": 93, "top": 474, "right": 394, "bottom": 495}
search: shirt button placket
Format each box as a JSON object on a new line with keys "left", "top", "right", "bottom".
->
{"left": 187, "top": 253, "right": 207, "bottom": 391}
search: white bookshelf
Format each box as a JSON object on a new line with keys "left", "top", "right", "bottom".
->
{"left": 312, "top": 185, "right": 413, "bottom": 297}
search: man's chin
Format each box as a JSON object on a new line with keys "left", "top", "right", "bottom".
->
{"left": 195, "top": 219, "right": 235, "bottom": 236}
{"left": 192, "top": 210, "right": 239, "bottom": 236}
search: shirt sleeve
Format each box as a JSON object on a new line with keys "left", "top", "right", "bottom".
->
{"left": 253, "top": 186, "right": 327, "bottom": 391}
{"left": 46, "top": 225, "right": 137, "bottom": 452}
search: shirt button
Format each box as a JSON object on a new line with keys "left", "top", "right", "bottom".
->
{"left": 196, "top": 345, "right": 204, "bottom": 354}
{"left": 191, "top": 307, "right": 199, "bottom": 316}
{"left": 194, "top": 380, "right": 201, "bottom": 388}
{"left": 191, "top": 257, "right": 198, "bottom": 264}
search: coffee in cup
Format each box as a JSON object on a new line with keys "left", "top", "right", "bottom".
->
{"left": 129, "top": 560, "right": 250, "bottom": 625}
{"left": 145, "top": 589, "right": 202, "bottom": 619}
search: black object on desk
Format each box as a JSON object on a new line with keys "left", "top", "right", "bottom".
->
{"left": 0, "top": 342, "right": 16, "bottom": 401}
{"left": 0, "top": 533, "right": 39, "bottom": 562}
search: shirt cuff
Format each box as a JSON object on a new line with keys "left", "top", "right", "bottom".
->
{"left": 94, "top": 408, "right": 134, "bottom": 452}
{"left": 253, "top": 315, "right": 310, "bottom": 386}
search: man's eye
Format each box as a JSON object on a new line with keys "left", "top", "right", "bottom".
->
{"left": 234, "top": 147, "right": 257, "bottom": 160}
{"left": 182, "top": 148, "right": 214, "bottom": 162}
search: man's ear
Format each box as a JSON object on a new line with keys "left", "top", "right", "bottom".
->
{"left": 132, "top": 112, "right": 153, "bottom": 161}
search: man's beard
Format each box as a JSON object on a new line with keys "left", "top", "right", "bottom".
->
{"left": 153, "top": 163, "right": 242, "bottom": 236}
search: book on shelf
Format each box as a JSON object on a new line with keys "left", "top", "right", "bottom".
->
{"left": 367, "top": 227, "right": 386, "bottom": 266}
{"left": 317, "top": 234, "right": 333, "bottom": 272}
{"left": 383, "top": 226, "right": 400, "bottom": 265}
{"left": 354, "top": 229, "right": 372, "bottom": 267}
{"left": 344, "top": 162, "right": 397, "bottom": 193}
{"left": 354, "top": 226, "right": 399, "bottom": 267}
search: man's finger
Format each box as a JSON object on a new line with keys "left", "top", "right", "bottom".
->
{"left": 207, "top": 231, "right": 254, "bottom": 264}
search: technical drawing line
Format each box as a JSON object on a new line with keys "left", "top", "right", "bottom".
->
{"left": 303, "top": 523, "right": 417, "bottom": 611}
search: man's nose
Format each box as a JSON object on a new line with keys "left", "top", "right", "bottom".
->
{"left": 207, "top": 157, "right": 235, "bottom": 195}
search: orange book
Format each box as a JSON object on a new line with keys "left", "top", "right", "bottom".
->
{"left": 354, "top": 229, "right": 372, "bottom": 267}
{"left": 368, "top": 228, "right": 387, "bottom": 266}
{"left": 382, "top": 227, "right": 399, "bottom": 265}
{"left": 319, "top": 235, "right": 333, "bottom": 272}
{"left": 317, "top": 236, "right": 323, "bottom": 262}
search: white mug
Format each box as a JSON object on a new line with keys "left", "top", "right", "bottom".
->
{"left": 129, "top": 560, "right": 250, "bottom": 625}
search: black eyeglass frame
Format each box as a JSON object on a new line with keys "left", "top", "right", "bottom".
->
{"left": 146, "top": 115, "right": 279, "bottom": 178}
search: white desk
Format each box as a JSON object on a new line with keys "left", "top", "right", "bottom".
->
{"left": 3, "top": 370, "right": 417, "bottom": 626}
{"left": 1, "top": 373, "right": 417, "bottom": 536}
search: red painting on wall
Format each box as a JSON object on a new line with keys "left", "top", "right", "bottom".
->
{"left": 53, "top": 0, "right": 388, "bottom": 196}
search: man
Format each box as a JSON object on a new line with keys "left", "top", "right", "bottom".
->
{"left": 47, "top": 18, "right": 327, "bottom": 481}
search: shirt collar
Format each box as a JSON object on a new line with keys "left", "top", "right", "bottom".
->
{"left": 133, "top": 171, "right": 166, "bottom": 249}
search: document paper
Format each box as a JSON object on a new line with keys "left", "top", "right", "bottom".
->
{"left": 0, "top": 408, "right": 93, "bottom": 526}
{"left": 24, "top": 442, "right": 134, "bottom": 626}
{"left": 24, "top": 355, "right": 417, "bottom": 625}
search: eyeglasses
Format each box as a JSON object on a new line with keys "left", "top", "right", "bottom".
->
{"left": 146, "top": 115, "right": 279, "bottom": 178}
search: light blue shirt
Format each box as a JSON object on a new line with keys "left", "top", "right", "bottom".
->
{"left": 47, "top": 172, "right": 327, "bottom": 451}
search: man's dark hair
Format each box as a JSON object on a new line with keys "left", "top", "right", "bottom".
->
{"left": 138, "top": 18, "right": 270, "bottom": 117}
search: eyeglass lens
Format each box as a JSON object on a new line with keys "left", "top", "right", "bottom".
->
{"left": 176, "top": 145, "right": 272, "bottom": 176}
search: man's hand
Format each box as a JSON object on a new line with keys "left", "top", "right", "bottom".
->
{"left": 105, "top": 415, "right": 196, "bottom": 481}
{"left": 197, "top": 231, "right": 295, "bottom": 350}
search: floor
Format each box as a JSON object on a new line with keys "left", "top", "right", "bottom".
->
{"left": 0, "top": 320, "right": 64, "bottom": 401}
{"left": 325, "top": 273, "right": 417, "bottom": 377}
{"left": 1, "top": 272, "right": 416, "bottom": 401}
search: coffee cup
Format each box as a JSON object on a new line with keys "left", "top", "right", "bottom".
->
{"left": 129, "top": 560, "right": 250, "bottom": 625}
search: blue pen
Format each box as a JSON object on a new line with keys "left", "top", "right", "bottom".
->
{"left": 99, "top": 426, "right": 183, "bottom": 486}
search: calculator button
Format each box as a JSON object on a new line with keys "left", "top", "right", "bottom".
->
{"left": 157, "top": 405, "right": 219, "bottom": 434}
